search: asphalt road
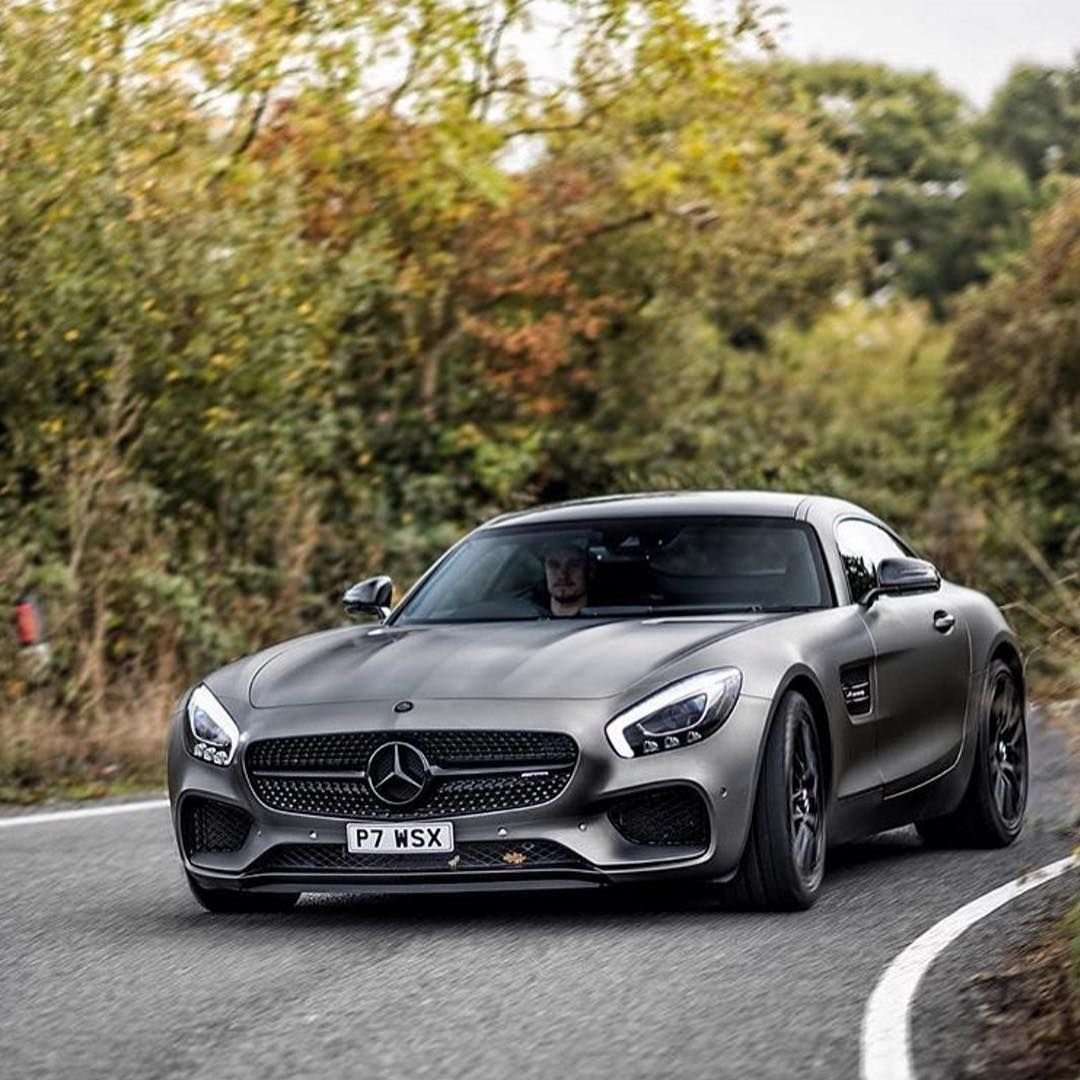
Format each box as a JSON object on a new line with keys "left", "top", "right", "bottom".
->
{"left": 2, "top": 713, "right": 1076, "bottom": 1080}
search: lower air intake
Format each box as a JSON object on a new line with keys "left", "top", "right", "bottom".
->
{"left": 249, "top": 839, "right": 588, "bottom": 874}
{"left": 607, "top": 786, "right": 710, "bottom": 847}
{"left": 181, "top": 797, "right": 252, "bottom": 857}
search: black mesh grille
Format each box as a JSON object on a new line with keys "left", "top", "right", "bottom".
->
{"left": 249, "top": 771, "right": 572, "bottom": 819}
{"left": 181, "top": 797, "right": 252, "bottom": 856}
{"left": 249, "top": 839, "right": 588, "bottom": 874}
{"left": 245, "top": 730, "right": 578, "bottom": 820}
{"left": 607, "top": 786, "right": 710, "bottom": 847}
{"left": 247, "top": 730, "right": 576, "bottom": 770}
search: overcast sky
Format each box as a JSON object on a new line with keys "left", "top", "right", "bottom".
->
{"left": 774, "top": 0, "right": 1080, "bottom": 106}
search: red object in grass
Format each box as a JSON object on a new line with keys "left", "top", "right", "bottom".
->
{"left": 14, "top": 594, "right": 43, "bottom": 647}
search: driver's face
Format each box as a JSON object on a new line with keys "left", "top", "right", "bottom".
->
{"left": 544, "top": 549, "right": 587, "bottom": 604}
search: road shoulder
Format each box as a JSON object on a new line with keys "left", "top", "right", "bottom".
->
{"left": 909, "top": 700, "right": 1079, "bottom": 1079}
{"left": 911, "top": 873, "right": 1078, "bottom": 1079}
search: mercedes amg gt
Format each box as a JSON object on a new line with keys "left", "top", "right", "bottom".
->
{"left": 168, "top": 492, "right": 1028, "bottom": 912}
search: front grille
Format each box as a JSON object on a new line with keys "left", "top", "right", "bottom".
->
{"left": 248, "top": 730, "right": 576, "bottom": 770}
{"left": 607, "top": 786, "right": 710, "bottom": 847}
{"left": 246, "top": 730, "right": 578, "bottom": 819}
{"left": 181, "top": 797, "right": 252, "bottom": 856}
{"left": 249, "top": 839, "right": 588, "bottom": 874}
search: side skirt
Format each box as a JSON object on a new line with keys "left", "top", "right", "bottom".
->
{"left": 828, "top": 741, "right": 973, "bottom": 845}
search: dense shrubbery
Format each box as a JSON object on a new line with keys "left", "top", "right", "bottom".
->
{"left": 0, "top": 3, "right": 1076, "bottom": 794}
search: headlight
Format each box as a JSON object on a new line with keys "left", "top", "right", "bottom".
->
{"left": 186, "top": 684, "right": 240, "bottom": 766}
{"left": 605, "top": 668, "right": 742, "bottom": 758}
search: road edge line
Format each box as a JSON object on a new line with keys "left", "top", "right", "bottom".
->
{"left": 860, "top": 852, "right": 1080, "bottom": 1080}
{"left": 0, "top": 797, "right": 169, "bottom": 828}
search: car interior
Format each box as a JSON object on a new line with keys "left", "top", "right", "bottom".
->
{"left": 403, "top": 520, "right": 831, "bottom": 619}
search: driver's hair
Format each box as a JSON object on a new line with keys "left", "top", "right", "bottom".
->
{"left": 539, "top": 539, "right": 588, "bottom": 564}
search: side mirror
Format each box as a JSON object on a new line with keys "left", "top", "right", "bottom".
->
{"left": 343, "top": 575, "right": 393, "bottom": 621}
{"left": 861, "top": 557, "right": 940, "bottom": 606}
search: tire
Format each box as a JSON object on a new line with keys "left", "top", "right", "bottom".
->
{"left": 725, "top": 690, "right": 826, "bottom": 911}
{"left": 185, "top": 872, "right": 300, "bottom": 914}
{"left": 916, "top": 659, "right": 1027, "bottom": 849}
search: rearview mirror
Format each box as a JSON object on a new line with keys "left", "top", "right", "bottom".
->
{"left": 343, "top": 575, "right": 393, "bottom": 620}
{"left": 861, "top": 557, "right": 940, "bottom": 606}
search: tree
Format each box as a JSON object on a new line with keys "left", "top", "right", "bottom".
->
{"left": 949, "top": 181, "right": 1080, "bottom": 564}
{"left": 981, "top": 57, "right": 1080, "bottom": 182}
{"left": 778, "top": 60, "right": 1038, "bottom": 315}
{"left": 0, "top": 0, "right": 862, "bottom": 770}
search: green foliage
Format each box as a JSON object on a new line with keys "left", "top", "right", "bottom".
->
{"left": 785, "top": 60, "right": 975, "bottom": 181}
{"left": 948, "top": 180, "right": 1080, "bottom": 619}
{"left": 0, "top": 2, "right": 1075, "bottom": 789}
{"left": 981, "top": 56, "right": 1080, "bottom": 182}
{"left": 777, "top": 59, "right": 1043, "bottom": 315}
{"left": 945, "top": 184, "right": 1080, "bottom": 690}
{"left": 950, "top": 181, "right": 1080, "bottom": 559}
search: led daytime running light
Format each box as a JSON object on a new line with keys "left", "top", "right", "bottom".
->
{"left": 186, "top": 685, "right": 240, "bottom": 767}
{"left": 606, "top": 668, "right": 742, "bottom": 758}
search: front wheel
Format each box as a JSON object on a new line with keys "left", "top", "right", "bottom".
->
{"left": 916, "top": 659, "right": 1027, "bottom": 848}
{"left": 725, "top": 690, "right": 826, "bottom": 911}
{"left": 185, "top": 872, "right": 300, "bottom": 914}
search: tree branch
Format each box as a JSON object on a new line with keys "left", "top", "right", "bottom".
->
{"left": 233, "top": 88, "right": 271, "bottom": 159}
{"left": 386, "top": 12, "right": 435, "bottom": 114}
{"left": 469, "top": 2, "right": 518, "bottom": 119}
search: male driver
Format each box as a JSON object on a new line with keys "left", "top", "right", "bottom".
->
{"left": 543, "top": 543, "right": 589, "bottom": 617}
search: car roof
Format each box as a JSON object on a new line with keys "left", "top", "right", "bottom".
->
{"left": 481, "top": 491, "right": 868, "bottom": 529}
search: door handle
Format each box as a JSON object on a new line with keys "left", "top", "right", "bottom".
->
{"left": 933, "top": 610, "right": 956, "bottom": 633}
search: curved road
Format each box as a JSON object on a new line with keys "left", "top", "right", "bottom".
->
{"left": 2, "top": 712, "right": 1076, "bottom": 1080}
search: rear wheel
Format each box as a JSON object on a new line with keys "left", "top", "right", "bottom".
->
{"left": 725, "top": 690, "right": 826, "bottom": 911}
{"left": 185, "top": 872, "right": 300, "bottom": 914}
{"left": 916, "top": 659, "right": 1027, "bottom": 848}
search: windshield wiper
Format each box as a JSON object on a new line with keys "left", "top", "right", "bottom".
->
{"left": 580, "top": 604, "right": 781, "bottom": 617}
{"left": 578, "top": 606, "right": 656, "bottom": 617}
{"left": 580, "top": 604, "right": 823, "bottom": 617}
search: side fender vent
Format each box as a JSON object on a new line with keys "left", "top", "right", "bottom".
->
{"left": 840, "top": 664, "right": 873, "bottom": 716}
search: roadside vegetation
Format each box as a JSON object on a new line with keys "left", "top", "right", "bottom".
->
{"left": 0, "top": 1, "right": 1078, "bottom": 797}
{"left": 963, "top": 894, "right": 1080, "bottom": 1078}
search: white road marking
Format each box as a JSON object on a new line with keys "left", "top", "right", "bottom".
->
{"left": 0, "top": 797, "right": 168, "bottom": 829}
{"left": 861, "top": 853, "right": 1080, "bottom": 1080}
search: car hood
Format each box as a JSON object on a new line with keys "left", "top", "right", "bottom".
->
{"left": 245, "top": 616, "right": 778, "bottom": 708}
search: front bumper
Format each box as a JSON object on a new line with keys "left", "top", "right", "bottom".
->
{"left": 168, "top": 693, "right": 773, "bottom": 894}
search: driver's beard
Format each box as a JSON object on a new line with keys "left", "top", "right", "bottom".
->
{"left": 551, "top": 587, "right": 586, "bottom": 614}
{"left": 551, "top": 585, "right": 585, "bottom": 603}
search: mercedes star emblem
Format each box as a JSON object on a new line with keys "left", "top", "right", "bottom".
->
{"left": 367, "top": 741, "right": 430, "bottom": 806}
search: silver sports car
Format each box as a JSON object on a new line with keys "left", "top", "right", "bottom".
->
{"left": 168, "top": 492, "right": 1028, "bottom": 912}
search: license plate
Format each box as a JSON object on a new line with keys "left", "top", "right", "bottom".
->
{"left": 346, "top": 821, "right": 454, "bottom": 854}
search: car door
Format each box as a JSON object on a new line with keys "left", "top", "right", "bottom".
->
{"left": 835, "top": 518, "right": 970, "bottom": 792}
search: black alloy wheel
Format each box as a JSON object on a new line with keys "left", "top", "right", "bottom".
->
{"left": 986, "top": 665, "right": 1028, "bottom": 830}
{"left": 917, "top": 658, "right": 1027, "bottom": 848}
{"left": 726, "top": 689, "right": 827, "bottom": 910}
{"left": 790, "top": 710, "right": 825, "bottom": 886}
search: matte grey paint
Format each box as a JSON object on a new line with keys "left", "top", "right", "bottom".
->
{"left": 168, "top": 491, "right": 1021, "bottom": 895}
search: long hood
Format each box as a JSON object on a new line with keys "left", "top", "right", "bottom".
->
{"left": 245, "top": 617, "right": 776, "bottom": 708}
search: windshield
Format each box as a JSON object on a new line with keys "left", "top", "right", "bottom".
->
{"left": 393, "top": 517, "right": 832, "bottom": 624}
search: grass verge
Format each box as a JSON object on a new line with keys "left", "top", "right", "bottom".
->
{"left": 964, "top": 894, "right": 1080, "bottom": 1079}
{"left": 0, "top": 772, "right": 164, "bottom": 807}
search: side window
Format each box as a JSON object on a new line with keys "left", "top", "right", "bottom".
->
{"left": 835, "top": 519, "right": 908, "bottom": 602}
